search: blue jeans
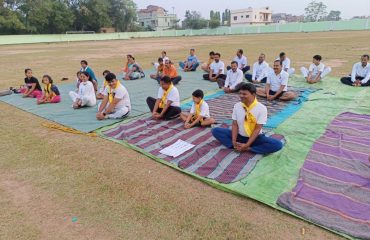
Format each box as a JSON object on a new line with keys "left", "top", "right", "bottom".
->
{"left": 179, "top": 62, "right": 199, "bottom": 71}
{"left": 211, "top": 127, "right": 283, "bottom": 154}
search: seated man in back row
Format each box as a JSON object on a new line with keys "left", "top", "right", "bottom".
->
{"left": 162, "top": 59, "right": 182, "bottom": 85}
{"left": 212, "top": 83, "right": 283, "bottom": 154}
{"left": 203, "top": 53, "right": 226, "bottom": 82}
{"left": 227, "top": 49, "right": 250, "bottom": 73}
{"left": 279, "top": 52, "right": 295, "bottom": 76}
{"left": 146, "top": 76, "right": 181, "bottom": 120}
{"left": 179, "top": 48, "right": 199, "bottom": 72}
{"left": 340, "top": 54, "right": 370, "bottom": 87}
{"left": 219, "top": 61, "right": 244, "bottom": 93}
{"left": 300, "top": 54, "right": 331, "bottom": 84}
{"left": 256, "top": 60, "right": 297, "bottom": 101}
{"left": 245, "top": 53, "right": 269, "bottom": 83}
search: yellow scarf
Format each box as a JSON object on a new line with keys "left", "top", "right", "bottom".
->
{"left": 44, "top": 84, "right": 54, "bottom": 98}
{"left": 192, "top": 99, "right": 204, "bottom": 123}
{"left": 159, "top": 84, "right": 173, "bottom": 109}
{"left": 241, "top": 98, "right": 258, "bottom": 136}
{"left": 108, "top": 81, "right": 121, "bottom": 103}
{"left": 103, "top": 80, "right": 108, "bottom": 88}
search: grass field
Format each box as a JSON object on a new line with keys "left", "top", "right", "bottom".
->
{"left": 1, "top": 31, "right": 369, "bottom": 240}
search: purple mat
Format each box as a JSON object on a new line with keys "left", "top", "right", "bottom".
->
{"left": 277, "top": 112, "right": 370, "bottom": 239}
{"left": 103, "top": 118, "right": 285, "bottom": 184}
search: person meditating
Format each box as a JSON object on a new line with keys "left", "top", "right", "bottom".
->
{"left": 212, "top": 83, "right": 283, "bottom": 154}
{"left": 96, "top": 73, "right": 131, "bottom": 120}
{"left": 256, "top": 60, "right": 297, "bottom": 101}
{"left": 146, "top": 76, "right": 181, "bottom": 120}
{"left": 340, "top": 54, "right": 370, "bottom": 87}
{"left": 180, "top": 89, "right": 215, "bottom": 128}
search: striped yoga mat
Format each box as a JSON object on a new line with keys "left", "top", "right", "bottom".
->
{"left": 277, "top": 112, "right": 370, "bottom": 239}
{"left": 102, "top": 118, "right": 284, "bottom": 184}
{"left": 181, "top": 87, "right": 317, "bottom": 127}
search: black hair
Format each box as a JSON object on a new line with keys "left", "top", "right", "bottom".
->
{"left": 231, "top": 61, "right": 238, "bottom": 65}
{"left": 362, "top": 54, "right": 369, "bottom": 60}
{"left": 239, "top": 83, "right": 256, "bottom": 94}
{"left": 192, "top": 89, "right": 204, "bottom": 99}
{"left": 25, "top": 68, "right": 32, "bottom": 74}
{"left": 162, "top": 50, "right": 167, "bottom": 55}
{"left": 158, "top": 57, "right": 163, "bottom": 62}
{"left": 160, "top": 75, "right": 172, "bottom": 84}
{"left": 214, "top": 53, "right": 221, "bottom": 57}
{"left": 313, "top": 55, "right": 322, "bottom": 61}
{"left": 80, "top": 60, "right": 88, "bottom": 65}
{"left": 279, "top": 52, "right": 286, "bottom": 57}
{"left": 209, "top": 51, "right": 215, "bottom": 56}
{"left": 127, "top": 54, "right": 135, "bottom": 60}
{"left": 105, "top": 73, "right": 116, "bottom": 82}
{"left": 42, "top": 75, "right": 53, "bottom": 84}
{"left": 238, "top": 49, "right": 243, "bottom": 54}
{"left": 102, "top": 70, "right": 110, "bottom": 76}
{"left": 76, "top": 71, "right": 81, "bottom": 76}
{"left": 80, "top": 71, "right": 92, "bottom": 81}
{"left": 190, "top": 48, "right": 195, "bottom": 51}
{"left": 274, "top": 59, "right": 283, "bottom": 66}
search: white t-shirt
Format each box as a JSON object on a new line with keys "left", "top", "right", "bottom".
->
{"left": 252, "top": 61, "right": 269, "bottom": 80}
{"left": 233, "top": 55, "right": 248, "bottom": 69}
{"left": 225, "top": 69, "right": 243, "bottom": 89}
{"left": 104, "top": 84, "right": 131, "bottom": 111}
{"left": 157, "top": 86, "right": 180, "bottom": 107}
{"left": 232, "top": 102, "right": 267, "bottom": 137}
{"left": 210, "top": 61, "right": 225, "bottom": 75}
{"left": 78, "top": 81, "right": 96, "bottom": 100}
{"left": 190, "top": 101, "right": 210, "bottom": 118}
{"left": 282, "top": 57, "right": 291, "bottom": 70}
{"left": 309, "top": 63, "right": 325, "bottom": 77}
{"left": 267, "top": 70, "right": 289, "bottom": 92}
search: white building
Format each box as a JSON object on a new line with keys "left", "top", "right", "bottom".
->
{"left": 231, "top": 7, "right": 272, "bottom": 26}
{"left": 138, "top": 5, "right": 177, "bottom": 31}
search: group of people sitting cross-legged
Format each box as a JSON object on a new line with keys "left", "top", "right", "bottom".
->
{"left": 341, "top": 54, "right": 370, "bottom": 87}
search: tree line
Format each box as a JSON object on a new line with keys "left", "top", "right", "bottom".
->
{"left": 0, "top": 0, "right": 138, "bottom": 35}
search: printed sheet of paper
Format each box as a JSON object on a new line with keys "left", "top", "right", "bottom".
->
{"left": 160, "top": 139, "right": 195, "bottom": 158}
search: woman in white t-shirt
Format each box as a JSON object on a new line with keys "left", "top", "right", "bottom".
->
{"left": 300, "top": 55, "right": 332, "bottom": 84}
{"left": 180, "top": 89, "right": 215, "bottom": 128}
{"left": 146, "top": 76, "right": 181, "bottom": 120}
{"left": 69, "top": 71, "right": 96, "bottom": 109}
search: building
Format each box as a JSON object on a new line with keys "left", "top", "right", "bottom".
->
{"left": 230, "top": 7, "right": 272, "bottom": 26}
{"left": 272, "top": 13, "right": 304, "bottom": 23}
{"left": 138, "top": 5, "right": 177, "bottom": 31}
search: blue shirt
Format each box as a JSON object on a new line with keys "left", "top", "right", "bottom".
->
{"left": 187, "top": 55, "right": 198, "bottom": 65}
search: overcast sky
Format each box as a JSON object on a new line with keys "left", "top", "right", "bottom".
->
{"left": 134, "top": 0, "right": 369, "bottom": 20}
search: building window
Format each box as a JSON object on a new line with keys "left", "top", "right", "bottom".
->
{"left": 255, "top": 15, "right": 257, "bottom": 19}
{"left": 165, "top": 18, "right": 167, "bottom": 22}
{"left": 168, "top": 22, "right": 170, "bottom": 26}
{"left": 241, "top": 15, "right": 243, "bottom": 18}
{"left": 246, "top": 15, "right": 249, "bottom": 18}
{"left": 234, "top": 16, "right": 237, "bottom": 21}
{"left": 141, "top": 22, "right": 144, "bottom": 26}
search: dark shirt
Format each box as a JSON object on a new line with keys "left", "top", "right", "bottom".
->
{"left": 24, "top": 77, "right": 42, "bottom": 91}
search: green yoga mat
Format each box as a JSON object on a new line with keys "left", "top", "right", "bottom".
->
{"left": 97, "top": 76, "right": 370, "bottom": 240}
{"left": 0, "top": 69, "right": 219, "bottom": 133}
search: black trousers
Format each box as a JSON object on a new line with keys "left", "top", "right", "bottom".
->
{"left": 146, "top": 97, "right": 181, "bottom": 120}
{"left": 227, "top": 65, "right": 250, "bottom": 73}
{"left": 340, "top": 76, "right": 370, "bottom": 86}
{"left": 203, "top": 74, "right": 226, "bottom": 81}
{"left": 245, "top": 73, "right": 267, "bottom": 83}
{"left": 156, "top": 76, "right": 182, "bottom": 85}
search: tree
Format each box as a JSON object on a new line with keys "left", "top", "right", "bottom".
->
{"left": 0, "top": 4, "right": 25, "bottom": 34}
{"left": 325, "top": 10, "right": 341, "bottom": 21}
{"left": 209, "top": 10, "right": 220, "bottom": 28}
{"left": 108, "top": 0, "right": 137, "bottom": 32}
{"left": 182, "top": 10, "right": 208, "bottom": 29}
{"left": 304, "top": 1, "right": 328, "bottom": 22}
{"left": 221, "top": 9, "right": 231, "bottom": 26}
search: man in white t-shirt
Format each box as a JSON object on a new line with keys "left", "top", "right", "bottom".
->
{"left": 300, "top": 55, "right": 332, "bottom": 84}
{"left": 245, "top": 53, "right": 269, "bottom": 83}
{"left": 256, "top": 60, "right": 297, "bottom": 101}
{"left": 341, "top": 54, "right": 370, "bottom": 87}
{"left": 203, "top": 53, "right": 226, "bottom": 81}
{"left": 212, "top": 83, "right": 283, "bottom": 154}
{"left": 220, "top": 61, "right": 244, "bottom": 93}
{"left": 96, "top": 73, "right": 131, "bottom": 120}
{"left": 279, "top": 52, "right": 295, "bottom": 76}
{"left": 146, "top": 76, "right": 181, "bottom": 120}
{"left": 180, "top": 89, "right": 215, "bottom": 128}
{"left": 227, "top": 49, "right": 250, "bottom": 73}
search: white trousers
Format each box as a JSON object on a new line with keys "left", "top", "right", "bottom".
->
{"left": 69, "top": 91, "right": 96, "bottom": 107}
{"left": 98, "top": 103, "right": 130, "bottom": 119}
{"left": 300, "top": 66, "right": 332, "bottom": 80}
{"left": 285, "top": 68, "right": 295, "bottom": 76}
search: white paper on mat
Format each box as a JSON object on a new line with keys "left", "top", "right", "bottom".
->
{"left": 160, "top": 139, "right": 195, "bottom": 158}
